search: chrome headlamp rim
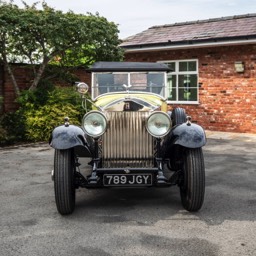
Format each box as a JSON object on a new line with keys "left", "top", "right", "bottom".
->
{"left": 82, "top": 110, "right": 107, "bottom": 138}
{"left": 146, "top": 111, "right": 171, "bottom": 138}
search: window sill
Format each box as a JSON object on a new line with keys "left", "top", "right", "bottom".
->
{"left": 167, "top": 101, "right": 200, "bottom": 105}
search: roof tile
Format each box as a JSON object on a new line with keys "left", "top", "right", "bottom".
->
{"left": 120, "top": 14, "right": 256, "bottom": 48}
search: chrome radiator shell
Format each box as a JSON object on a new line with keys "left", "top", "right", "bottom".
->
{"left": 101, "top": 111, "right": 154, "bottom": 168}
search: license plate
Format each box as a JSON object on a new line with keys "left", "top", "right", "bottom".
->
{"left": 103, "top": 174, "right": 152, "bottom": 186}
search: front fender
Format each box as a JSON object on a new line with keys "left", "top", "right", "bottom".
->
{"left": 163, "top": 123, "right": 206, "bottom": 150}
{"left": 49, "top": 125, "right": 92, "bottom": 156}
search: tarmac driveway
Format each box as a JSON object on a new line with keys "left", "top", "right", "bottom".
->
{"left": 0, "top": 132, "right": 256, "bottom": 256}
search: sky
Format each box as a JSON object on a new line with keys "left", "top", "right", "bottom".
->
{"left": 14, "top": 0, "right": 256, "bottom": 39}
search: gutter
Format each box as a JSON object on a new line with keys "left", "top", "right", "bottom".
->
{"left": 121, "top": 37, "right": 256, "bottom": 53}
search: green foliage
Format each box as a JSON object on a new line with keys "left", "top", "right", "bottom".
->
{"left": 0, "top": 96, "right": 3, "bottom": 112}
{"left": 24, "top": 103, "right": 81, "bottom": 142}
{"left": 0, "top": 1, "right": 124, "bottom": 92}
{"left": 0, "top": 85, "right": 88, "bottom": 145}
{"left": 0, "top": 111, "right": 26, "bottom": 145}
{"left": 17, "top": 79, "right": 55, "bottom": 107}
{"left": 0, "top": 0, "right": 123, "bottom": 144}
{"left": 22, "top": 86, "right": 85, "bottom": 141}
{"left": 50, "top": 15, "right": 124, "bottom": 67}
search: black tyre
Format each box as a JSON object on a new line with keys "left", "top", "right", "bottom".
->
{"left": 54, "top": 149, "right": 76, "bottom": 215}
{"left": 180, "top": 148, "right": 205, "bottom": 212}
{"left": 171, "top": 107, "right": 187, "bottom": 126}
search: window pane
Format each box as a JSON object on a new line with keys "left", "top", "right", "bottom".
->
{"left": 96, "top": 73, "right": 114, "bottom": 94}
{"left": 147, "top": 73, "right": 164, "bottom": 95}
{"left": 114, "top": 73, "right": 128, "bottom": 86}
{"left": 178, "top": 74, "right": 198, "bottom": 101}
{"left": 130, "top": 73, "right": 147, "bottom": 90}
{"left": 96, "top": 73, "right": 128, "bottom": 94}
{"left": 178, "top": 74, "right": 197, "bottom": 87}
{"left": 167, "top": 75, "right": 176, "bottom": 100}
{"left": 179, "top": 61, "right": 197, "bottom": 72}
{"left": 167, "top": 62, "right": 176, "bottom": 72}
{"left": 178, "top": 88, "right": 198, "bottom": 101}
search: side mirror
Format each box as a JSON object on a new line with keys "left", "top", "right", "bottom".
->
{"left": 76, "top": 82, "right": 89, "bottom": 95}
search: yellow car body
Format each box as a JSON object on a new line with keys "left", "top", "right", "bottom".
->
{"left": 93, "top": 93, "right": 168, "bottom": 112}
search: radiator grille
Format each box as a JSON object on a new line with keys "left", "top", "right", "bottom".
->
{"left": 101, "top": 111, "right": 154, "bottom": 168}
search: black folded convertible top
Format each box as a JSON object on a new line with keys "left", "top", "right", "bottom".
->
{"left": 88, "top": 61, "right": 172, "bottom": 72}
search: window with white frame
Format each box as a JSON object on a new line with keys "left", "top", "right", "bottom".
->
{"left": 163, "top": 60, "right": 199, "bottom": 103}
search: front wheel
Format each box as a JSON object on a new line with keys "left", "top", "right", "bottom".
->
{"left": 54, "top": 149, "right": 76, "bottom": 215}
{"left": 180, "top": 148, "right": 205, "bottom": 212}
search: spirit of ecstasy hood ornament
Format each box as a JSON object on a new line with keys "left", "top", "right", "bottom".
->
{"left": 122, "top": 83, "right": 132, "bottom": 92}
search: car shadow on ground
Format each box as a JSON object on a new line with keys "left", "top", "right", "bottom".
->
{"left": 67, "top": 138, "right": 256, "bottom": 227}
{"left": 73, "top": 186, "right": 182, "bottom": 225}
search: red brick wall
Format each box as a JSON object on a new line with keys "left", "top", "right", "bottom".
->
{"left": 3, "top": 65, "right": 33, "bottom": 112}
{"left": 2, "top": 65, "right": 91, "bottom": 113}
{"left": 124, "top": 44, "right": 256, "bottom": 133}
{"left": 2, "top": 45, "right": 256, "bottom": 133}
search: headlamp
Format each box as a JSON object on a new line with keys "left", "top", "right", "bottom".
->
{"left": 82, "top": 111, "right": 107, "bottom": 138}
{"left": 146, "top": 111, "right": 171, "bottom": 138}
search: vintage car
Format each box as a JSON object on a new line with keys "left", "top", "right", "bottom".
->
{"left": 50, "top": 61, "right": 206, "bottom": 215}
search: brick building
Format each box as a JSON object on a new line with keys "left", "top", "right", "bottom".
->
{"left": 120, "top": 14, "right": 256, "bottom": 133}
{"left": 1, "top": 14, "right": 256, "bottom": 133}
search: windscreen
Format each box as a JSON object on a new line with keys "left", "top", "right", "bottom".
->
{"left": 91, "top": 72, "right": 166, "bottom": 99}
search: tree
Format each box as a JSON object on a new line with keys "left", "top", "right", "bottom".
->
{"left": 0, "top": 1, "right": 21, "bottom": 95}
{"left": 0, "top": 0, "right": 124, "bottom": 96}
